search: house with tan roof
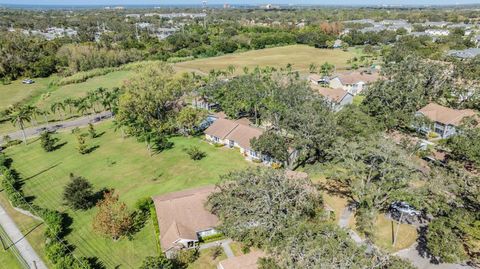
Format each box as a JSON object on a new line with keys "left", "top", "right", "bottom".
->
{"left": 415, "top": 103, "right": 477, "bottom": 138}
{"left": 152, "top": 186, "right": 219, "bottom": 258}
{"left": 308, "top": 74, "right": 329, "bottom": 85}
{"left": 217, "top": 251, "right": 266, "bottom": 269}
{"left": 314, "top": 86, "right": 353, "bottom": 112}
{"left": 204, "top": 118, "right": 270, "bottom": 163}
{"left": 329, "top": 71, "right": 379, "bottom": 95}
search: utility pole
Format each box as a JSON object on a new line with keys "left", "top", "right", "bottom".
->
{"left": 393, "top": 211, "right": 404, "bottom": 247}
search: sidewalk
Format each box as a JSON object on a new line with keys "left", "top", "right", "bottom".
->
{"left": 0, "top": 204, "right": 47, "bottom": 269}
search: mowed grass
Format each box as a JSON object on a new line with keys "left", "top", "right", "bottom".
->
{"left": 0, "top": 78, "right": 52, "bottom": 111}
{"left": 188, "top": 248, "right": 227, "bottom": 269}
{"left": 349, "top": 214, "right": 418, "bottom": 252}
{"left": 4, "top": 120, "right": 252, "bottom": 268}
{"left": 0, "top": 70, "right": 135, "bottom": 135}
{"left": 0, "top": 249, "right": 22, "bottom": 269}
{"left": 175, "top": 45, "right": 356, "bottom": 75}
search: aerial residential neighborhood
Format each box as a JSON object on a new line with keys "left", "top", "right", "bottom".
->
{"left": 0, "top": 1, "right": 479, "bottom": 269}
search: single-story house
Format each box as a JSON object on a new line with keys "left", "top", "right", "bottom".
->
{"left": 415, "top": 103, "right": 477, "bottom": 139}
{"left": 308, "top": 74, "right": 329, "bottom": 85}
{"left": 153, "top": 186, "right": 219, "bottom": 258}
{"left": 329, "top": 71, "right": 379, "bottom": 95}
{"left": 204, "top": 118, "right": 269, "bottom": 163}
{"left": 425, "top": 29, "right": 450, "bottom": 36}
{"left": 217, "top": 251, "right": 266, "bottom": 269}
{"left": 315, "top": 86, "right": 353, "bottom": 112}
{"left": 193, "top": 97, "right": 219, "bottom": 111}
{"left": 447, "top": 48, "right": 480, "bottom": 60}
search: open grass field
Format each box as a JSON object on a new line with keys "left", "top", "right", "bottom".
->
{"left": 175, "top": 45, "right": 358, "bottom": 75}
{"left": 0, "top": 70, "right": 135, "bottom": 135}
{"left": 4, "top": 120, "right": 252, "bottom": 268}
{"left": 349, "top": 214, "right": 418, "bottom": 252}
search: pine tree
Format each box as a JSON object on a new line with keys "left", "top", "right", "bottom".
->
{"left": 63, "top": 173, "right": 94, "bottom": 210}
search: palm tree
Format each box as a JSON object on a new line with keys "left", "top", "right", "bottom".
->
{"left": 76, "top": 99, "right": 89, "bottom": 117}
{"left": 50, "top": 102, "right": 65, "bottom": 120}
{"left": 7, "top": 104, "right": 33, "bottom": 145}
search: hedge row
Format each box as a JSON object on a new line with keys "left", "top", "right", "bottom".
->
{"left": 0, "top": 153, "right": 92, "bottom": 269}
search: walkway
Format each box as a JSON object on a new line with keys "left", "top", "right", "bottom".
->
{"left": 395, "top": 244, "right": 473, "bottom": 269}
{"left": 199, "top": 238, "right": 234, "bottom": 258}
{"left": 338, "top": 206, "right": 473, "bottom": 269}
{"left": 338, "top": 207, "right": 364, "bottom": 244}
{"left": 0, "top": 204, "right": 47, "bottom": 269}
{"left": 0, "top": 111, "right": 113, "bottom": 144}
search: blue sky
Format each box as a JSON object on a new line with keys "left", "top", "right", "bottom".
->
{"left": 1, "top": 0, "right": 479, "bottom": 5}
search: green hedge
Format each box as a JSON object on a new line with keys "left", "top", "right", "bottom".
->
{"left": 199, "top": 233, "right": 225, "bottom": 243}
{"left": 150, "top": 202, "right": 162, "bottom": 254}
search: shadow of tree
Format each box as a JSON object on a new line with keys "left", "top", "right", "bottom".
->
{"left": 21, "top": 162, "right": 62, "bottom": 182}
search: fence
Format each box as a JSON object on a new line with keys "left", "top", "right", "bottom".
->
{"left": 0, "top": 224, "right": 30, "bottom": 269}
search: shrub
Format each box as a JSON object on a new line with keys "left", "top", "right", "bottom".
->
{"left": 40, "top": 131, "right": 58, "bottom": 152}
{"left": 185, "top": 146, "right": 206, "bottom": 160}
{"left": 199, "top": 233, "right": 224, "bottom": 243}
{"left": 428, "top": 132, "right": 439, "bottom": 139}
{"left": 63, "top": 173, "right": 95, "bottom": 210}
{"left": 271, "top": 163, "right": 282, "bottom": 169}
{"left": 211, "top": 246, "right": 223, "bottom": 260}
{"left": 135, "top": 197, "right": 153, "bottom": 213}
{"left": 175, "top": 249, "right": 199, "bottom": 265}
{"left": 88, "top": 123, "right": 97, "bottom": 138}
{"left": 139, "top": 256, "right": 173, "bottom": 269}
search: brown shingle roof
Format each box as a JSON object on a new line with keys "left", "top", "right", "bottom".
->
{"left": 314, "top": 86, "right": 350, "bottom": 103}
{"left": 204, "top": 118, "right": 239, "bottom": 139}
{"left": 205, "top": 118, "right": 264, "bottom": 150}
{"left": 333, "top": 71, "right": 379, "bottom": 85}
{"left": 218, "top": 251, "right": 265, "bottom": 269}
{"left": 226, "top": 124, "right": 263, "bottom": 150}
{"left": 417, "top": 103, "right": 477, "bottom": 126}
{"left": 153, "top": 186, "right": 219, "bottom": 252}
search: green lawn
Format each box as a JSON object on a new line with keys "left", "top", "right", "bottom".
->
{"left": 0, "top": 78, "right": 52, "bottom": 111}
{"left": 0, "top": 249, "right": 22, "bottom": 269}
{"left": 4, "top": 120, "right": 252, "bottom": 268}
{"left": 188, "top": 248, "right": 226, "bottom": 269}
{"left": 175, "top": 45, "right": 357, "bottom": 75}
{"left": 0, "top": 70, "right": 135, "bottom": 135}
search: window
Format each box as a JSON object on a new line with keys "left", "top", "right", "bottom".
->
{"left": 250, "top": 150, "right": 257, "bottom": 158}
{"left": 229, "top": 140, "right": 234, "bottom": 148}
{"left": 213, "top": 136, "right": 219, "bottom": 142}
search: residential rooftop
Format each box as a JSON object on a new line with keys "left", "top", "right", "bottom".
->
{"left": 152, "top": 186, "right": 218, "bottom": 252}
{"left": 417, "top": 103, "right": 477, "bottom": 126}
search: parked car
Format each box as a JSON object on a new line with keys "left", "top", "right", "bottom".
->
{"left": 389, "top": 201, "right": 422, "bottom": 224}
{"left": 22, "top": 79, "right": 35, "bottom": 84}
{"left": 390, "top": 201, "right": 421, "bottom": 216}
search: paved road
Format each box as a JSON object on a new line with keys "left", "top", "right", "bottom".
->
{"left": 0, "top": 204, "right": 48, "bottom": 269}
{"left": 395, "top": 244, "right": 473, "bottom": 269}
{"left": 0, "top": 111, "right": 113, "bottom": 144}
{"left": 338, "top": 207, "right": 473, "bottom": 269}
